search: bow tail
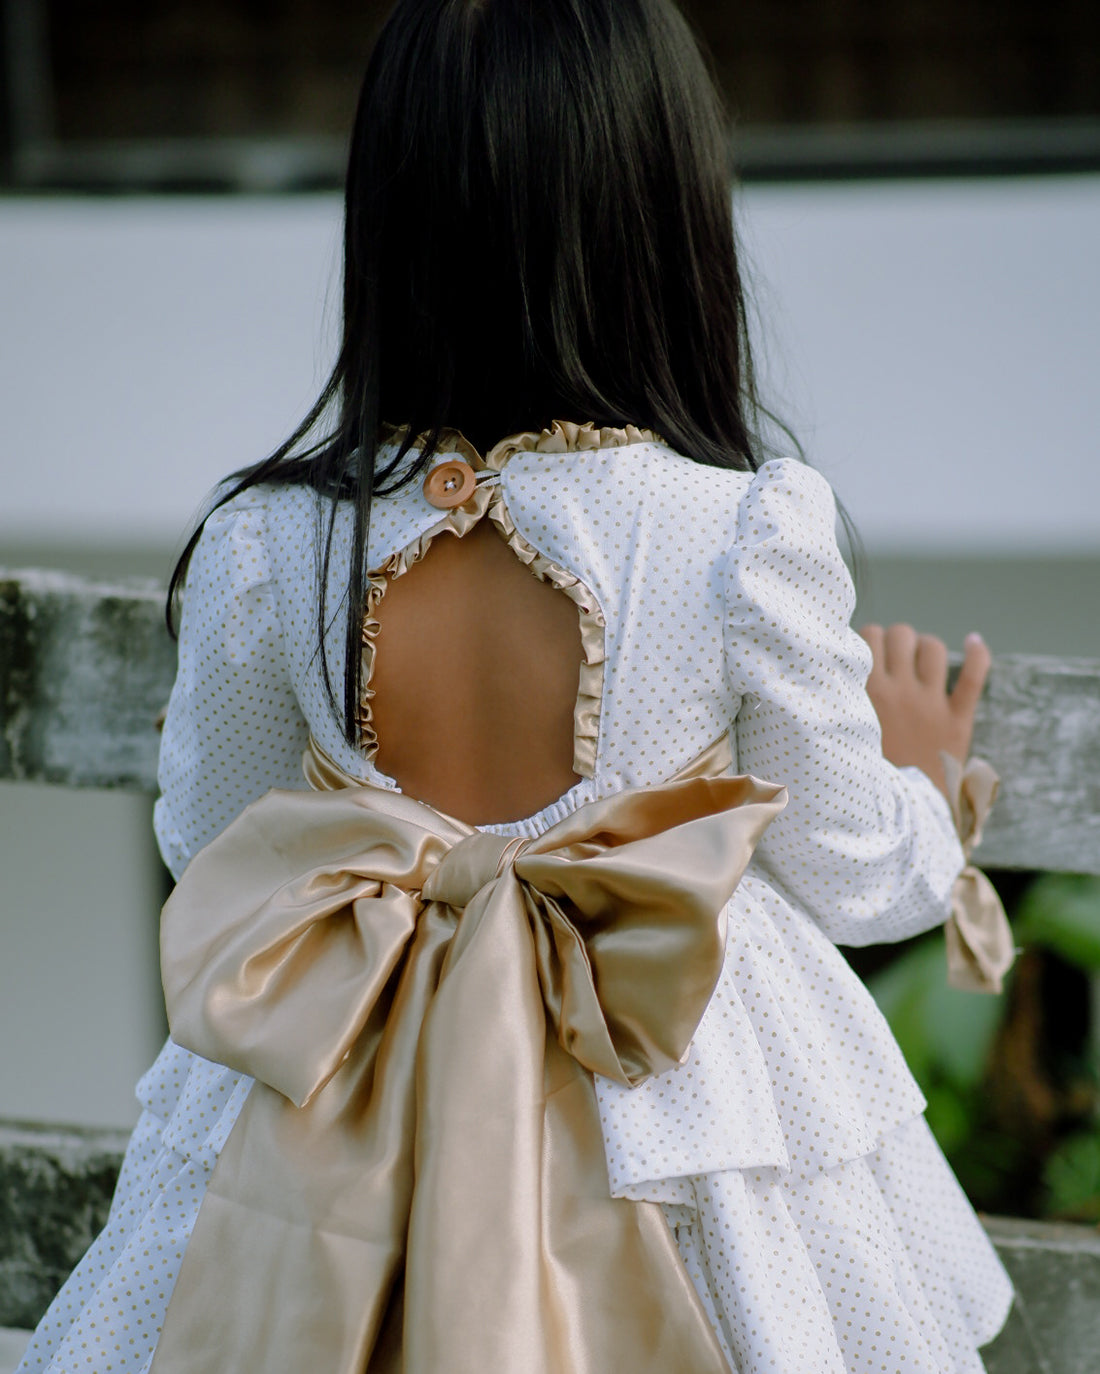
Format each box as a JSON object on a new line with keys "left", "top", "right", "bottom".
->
{"left": 946, "top": 866, "right": 1016, "bottom": 994}
{"left": 407, "top": 875, "right": 731, "bottom": 1374}
{"left": 150, "top": 906, "right": 456, "bottom": 1374}
{"left": 541, "top": 1040, "right": 733, "bottom": 1374}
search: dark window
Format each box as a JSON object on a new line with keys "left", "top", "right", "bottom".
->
{"left": 3, "top": 0, "right": 1099, "bottom": 189}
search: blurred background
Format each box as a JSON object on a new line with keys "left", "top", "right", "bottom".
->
{"left": 1, "top": 0, "right": 1098, "bottom": 1219}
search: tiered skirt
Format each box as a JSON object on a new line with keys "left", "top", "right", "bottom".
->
{"left": 18, "top": 869, "right": 1012, "bottom": 1374}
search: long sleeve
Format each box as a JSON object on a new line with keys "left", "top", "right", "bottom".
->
{"left": 153, "top": 489, "right": 311, "bottom": 881}
{"left": 16, "top": 494, "right": 310, "bottom": 1374}
{"left": 723, "top": 459, "right": 964, "bottom": 947}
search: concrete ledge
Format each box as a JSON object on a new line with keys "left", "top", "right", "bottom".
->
{"left": 0, "top": 1327, "right": 29, "bottom": 1374}
{"left": 3, "top": 1122, "right": 1099, "bottom": 1370}
{"left": 0, "top": 568, "right": 175, "bottom": 791}
{"left": 981, "top": 1217, "right": 1100, "bottom": 1374}
{"left": 0, "top": 1121, "right": 129, "bottom": 1331}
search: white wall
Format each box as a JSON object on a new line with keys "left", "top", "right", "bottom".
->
{"left": 2, "top": 176, "right": 1099, "bottom": 554}
{"left": 1, "top": 196, "right": 343, "bottom": 545}
{"left": 738, "top": 175, "right": 1100, "bottom": 552}
{"left": 0, "top": 783, "right": 163, "bottom": 1128}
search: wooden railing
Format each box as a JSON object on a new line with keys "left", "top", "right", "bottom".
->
{"left": 2, "top": 566, "right": 1099, "bottom": 1371}
{"left": 4, "top": 567, "right": 1099, "bottom": 873}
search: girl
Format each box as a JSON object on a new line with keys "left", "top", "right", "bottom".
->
{"left": 19, "top": 1, "right": 1014, "bottom": 1370}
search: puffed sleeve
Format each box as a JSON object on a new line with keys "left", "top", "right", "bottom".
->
{"left": 153, "top": 489, "right": 311, "bottom": 880}
{"left": 724, "top": 458, "right": 964, "bottom": 946}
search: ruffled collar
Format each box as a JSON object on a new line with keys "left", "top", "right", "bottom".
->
{"left": 381, "top": 419, "right": 662, "bottom": 473}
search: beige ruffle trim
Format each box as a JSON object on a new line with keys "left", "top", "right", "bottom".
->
{"left": 358, "top": 464, "right": 608, "bottom": 779}
{"left": 482, "top": 419, "right": 660, "bottom": 470}
{"left": 383, "top": 418, "right": 661, "bottom": 474}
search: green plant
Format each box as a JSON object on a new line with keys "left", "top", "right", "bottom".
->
{"left": 865, "top": 872, "right": 1100, "bottom": 1220}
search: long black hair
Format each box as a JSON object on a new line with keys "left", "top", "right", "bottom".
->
{"left": 169, "top": 0, "right": 787, "bottom": 747}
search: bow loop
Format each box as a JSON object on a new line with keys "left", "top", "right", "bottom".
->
{"left": 946, "top": 866, "right": 1015, "bottom": 993}
{"left": 941, "top": 752, "right": 999, "bottom": 856}
{"left": 939, "top": 753, "right": 1016, "bottom": 995}
{"left": 161, "top": 785, "right": 461, "bottom": 1108}
{"left": 517, "top": 774, "right": 787, "bottom": 1085}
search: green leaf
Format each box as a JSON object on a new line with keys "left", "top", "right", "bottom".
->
{"left": 866, "top": 935, "right": 1004, "bottom": 1091}
{"left": 1015, "top": 875, "right": 1100, "bottom": 970}
{"left": 924, "top": 1084, "right": 974, "bottom": 1154}
{"left": 1042, "top": 1130, "right": 1100, "bottom": 1222}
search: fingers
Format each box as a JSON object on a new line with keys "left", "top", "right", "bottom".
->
{"left": 858, "top": 623, "right": 990, "bottom": 785}
{"left": 950, "top": 632, "right": 992, "bottom": 715}
{"left": 873, "top": 626, "right": 944, "bottom": 684}
{"left": 915, "top": 633, "right": 948, "bottom": 688}
{"left": 859, "top": 622, "right": 990, "bottom": 704}
{"left": 884, "top": 623, "right": 917, "bottom": 674}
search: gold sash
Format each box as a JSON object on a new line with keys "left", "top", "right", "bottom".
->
{"left": 942, "top": 754, "right": 1016, "bottom": 994}
{"left": 152, "top": 739, "right": 786, "bottom": 1373}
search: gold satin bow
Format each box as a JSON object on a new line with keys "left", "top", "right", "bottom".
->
{"left": 151, "top": 745, "right": 785, "bottom": 1374}
{"left": 942, "top": 753, "right": 1016, "bottom": 994}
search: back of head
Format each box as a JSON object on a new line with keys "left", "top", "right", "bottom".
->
{"left": 172, "top": 0, "right": 774, "bottom": 747}
{"left": 345, "top": 0, "right": 761, "bottom": 467}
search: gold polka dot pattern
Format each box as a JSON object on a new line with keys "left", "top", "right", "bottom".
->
{"left": 18, "top": 449, "right": 1011, "bottom": 1374}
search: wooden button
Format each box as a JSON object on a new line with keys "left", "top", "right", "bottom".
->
{"left": 423, "top": 459, "right": 477, "bottom": 509}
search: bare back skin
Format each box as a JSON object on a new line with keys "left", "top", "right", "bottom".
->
{"left": 369, "top": 520, "right": 583, "bottom": 825}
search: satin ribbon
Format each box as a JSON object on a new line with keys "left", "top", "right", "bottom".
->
{"left": 942, "top": 753, "right": 1016, "bottom": 994}
{"left": 152, "top": 740, "right": 785, "bottom": 1374}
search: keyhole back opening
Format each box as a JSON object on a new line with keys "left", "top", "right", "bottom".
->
{"left": 368, "top": 519, "right": 585, "bottom": 826}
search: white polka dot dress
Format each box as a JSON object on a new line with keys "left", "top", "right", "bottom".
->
{"left": 17, "top": 436, "right": 1012, "bottom": 1374}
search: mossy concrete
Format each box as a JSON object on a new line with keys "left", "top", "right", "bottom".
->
{"left": 0, "top": 1122, "right": 127, "bottom": 1331}
{"left": 0, "top": 569, "right": 176, "bottom": 791}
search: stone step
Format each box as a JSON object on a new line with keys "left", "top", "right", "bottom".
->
{"left": 3, "top": 1121, "right": 1099, "bottom": 1371}
{"left": 0, "top": 1329, "right": 29, "bottom": 1374}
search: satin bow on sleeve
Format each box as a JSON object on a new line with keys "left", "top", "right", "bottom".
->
{"left": 151, "top": 744, "right": 786, "bottom": 1374}
{"left": 942, "top": 753, "right": 1016, "bottom": 994}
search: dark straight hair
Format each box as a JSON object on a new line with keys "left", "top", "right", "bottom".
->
{"left": 169, "top": 0, "right": 785, "bottom": 748}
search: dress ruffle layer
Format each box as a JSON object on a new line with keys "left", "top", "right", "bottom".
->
{"left": 595, "top": 870, "right": 929, "bottom": 1193}
{"left": 594, "top": 868, "right": 1012, "bottom": 1372}
{"left": 665, "top": 1117, "right": 1011, "bottom": 1374}
{"left": 16, "top": 1046, "right": 249, "bottom": 1374}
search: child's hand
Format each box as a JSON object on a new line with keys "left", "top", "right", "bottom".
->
{"left": 857, "top": 624, "right": 991, "bottom": 797}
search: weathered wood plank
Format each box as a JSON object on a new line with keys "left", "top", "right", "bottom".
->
{"left": 967, "top": 655, "right": 1100, "bottom": 875}
{"left": 0, "top": 569, "right": 176, "bottom": 791}
{"left": 1, "top": 570, "right": 1098, "bottom": 874}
